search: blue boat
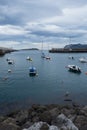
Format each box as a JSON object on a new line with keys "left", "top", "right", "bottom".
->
{"left": 29, "top": 67, "right": 37, "bottom": 76}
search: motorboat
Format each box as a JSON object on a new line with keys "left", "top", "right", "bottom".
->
{"left": 26, "top": 56, "right": 32, "bottom": 61}
{"left": 79, "top": 57, "right": 87, "bottom": 63}
{"left": 45, "top": 56, "right": 51, "bottom": 60}
{"left": 67, "top": 65, "right": 81, "bottom": 73}
{"left": 8, "top": 60, "right": 14, "bottom": 64}
{"left": 29, "top": 67, "right": 37, "bottom": 76}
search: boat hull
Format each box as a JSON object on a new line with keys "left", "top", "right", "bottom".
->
{"left": 68, "top": 68, "right": 81, "bottom": 73}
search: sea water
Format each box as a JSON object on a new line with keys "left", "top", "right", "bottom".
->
{"left": 0, "top": 50, "right": 87, "bottom": 115}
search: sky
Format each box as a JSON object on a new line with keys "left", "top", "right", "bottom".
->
{"left": 0, "top": 0, "right": 87, "bottom": 49}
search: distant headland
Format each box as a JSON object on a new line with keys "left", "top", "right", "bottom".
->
{"left": 20, "top": 48, "right": 39, "bottom": 51}
{"left": 49, "top": 44, "right": 87, "bottom": 53}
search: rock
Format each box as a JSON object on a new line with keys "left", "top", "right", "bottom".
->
{"left": 2, "top": 117, "right": 16, "bottom": 124}
{"left": 23, "top": 122, "right": 48, "bottom": 130}
{"left": 75, "top": 115, "right": 87, "bottom": 128}
{"left": 23, "top": 121, "right": 59, "bottom": 130}
{"left": 79, "top": 125, "right": 87, "bottom": 130}
{"left": 39, "top": 111, "right": 52, "bottom": 124}
{"left": 22, "top": 121, "right": 33, "bottom": 129}
{"left": 80, "top": 105, "right": 87, "bottom": 116}
{"left": 53, "top": 113, "right": 78, "bottom": 130}
{"left": 14, "top": 110, "right": 29, "bottom": 126}
{"left": 0, "top": 116, "right": 6, "bottom": 122}
{"left": 0, "top": 122, "right": 21, "bottom": 130}
{"left": 60, "top": 108, "right": 75, "bottom": 117}
{"left": 49, "top": 108, "right": 60, "bottom": 119}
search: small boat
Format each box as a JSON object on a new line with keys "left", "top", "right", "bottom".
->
{"left": 67, "top": 65, "right": 81, "bottom": 73}
{"left": 68, "top": 56, "right": 74, "bottom": 59}
{"left": 6, "top": 58, "right": 11, "bottom": 61}
{"left": 79, "top": 57, "right": 87, "bottom": 63}
{"left": 8, "top": 69, "right": 12, "bottom": 73}
{"left": 29, "top": 67, "right": 37, "bottom": 76}
{"left": 8, "top": 60, "right": 14, "bottom": 64}
{"left": 26, "top": 56, "right": 32, "bottom": 61}
{"left": 45, "top": 56, "right": 51, "bottom": 60}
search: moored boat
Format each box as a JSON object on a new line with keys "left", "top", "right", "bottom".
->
{"left": 79, "top": 57, "right": 87, "bottom": 63}
{"left": 67, "top": 65, "right": 81, "bottom": 73}
{"left": 8, "top": 60, "right": 14, "bottom": 64}
{"left": 29, "top": 67, "right": 37, "bottom": 76}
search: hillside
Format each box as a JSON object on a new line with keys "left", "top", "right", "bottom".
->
{"left": 49, "top": 44, "right": 87, "bottom": 53}
{"left": 64, "top": 43, "right": 87, "bottom": 50}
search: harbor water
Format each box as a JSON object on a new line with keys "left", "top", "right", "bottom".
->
{"left": 0, "top": 50, "right": 87, "bottom": 115}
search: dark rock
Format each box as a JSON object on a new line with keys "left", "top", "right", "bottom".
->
{"left": 0, "top": 123, "right": 21, "bottom": 130}
{"left": 39, "top": 111, "right": 52, "bottom": 124}
{"left": 40, "top": 124, "right": 49, "bottom": 130}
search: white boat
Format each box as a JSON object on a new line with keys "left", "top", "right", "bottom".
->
{"left": 8, "top": 60, "right": 14, "bottom": 64}
{"left": 6, "top": 58, "right": 11, "bottom": 61}
{"left": 26, "top": 56, "right": 32, "bottom": 61}
{"left": 45, "top": 56, "right": 51, "bottom": 60}
{"left": 29, "top": 67, "right": 37, "bottom": 76}
{"left": 79, "top": 58, "right": 87, "bottom": 63}
{"left": 67, "top": 65, "right": 81, "bottom": 73}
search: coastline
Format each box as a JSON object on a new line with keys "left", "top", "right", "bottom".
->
{"left": 0, "top": 103, "right": 87, "bottom": 130}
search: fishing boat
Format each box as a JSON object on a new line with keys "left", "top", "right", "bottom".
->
{"left": 29, "top": 67, "right": 37, "bottom": 76}
{"left": 67, "top": 65, "right": 81, "bottom": 73}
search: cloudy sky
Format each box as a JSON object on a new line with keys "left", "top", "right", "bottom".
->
{"left": 0, "top": 0, "right": 87, "bottom": 49}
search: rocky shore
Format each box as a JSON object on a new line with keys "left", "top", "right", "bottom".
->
{"left": 0, "top": 47, "right": 16, "bottom": 56}
{"left": 0, "top": 104, "right": 87, "bottom": 130}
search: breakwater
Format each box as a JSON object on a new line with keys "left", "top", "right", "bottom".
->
{"left": 49, "top": 48, "right": 87, "bottom": 53}
{"left": 0, "top": 104, "right": 87, "bottom": 130}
